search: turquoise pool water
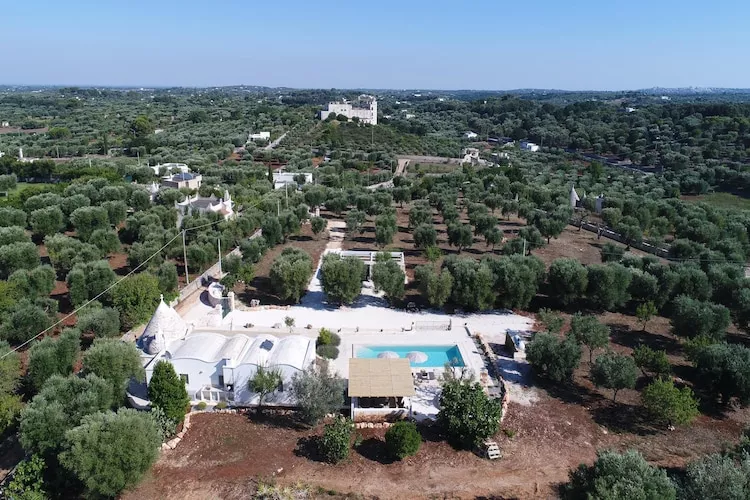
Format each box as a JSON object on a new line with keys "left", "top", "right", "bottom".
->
{"left": 356, "top": 345, "right": 465, "bottom": 368}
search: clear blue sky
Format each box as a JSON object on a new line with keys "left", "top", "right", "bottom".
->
{"left": 2, "top": 0, "right": 748, "bottom": 90}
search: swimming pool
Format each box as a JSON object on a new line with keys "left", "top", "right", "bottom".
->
{"left": 356, "top": 345, "right": 465, "bottom": 368}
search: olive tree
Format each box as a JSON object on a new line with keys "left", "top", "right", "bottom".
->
{"left": 320, "top": 253, "right": 365, "bottom": 305}
{"left": 269, "top": 247, "right": 313, "bottom": 303}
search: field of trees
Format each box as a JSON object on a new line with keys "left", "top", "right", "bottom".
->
{"left": 2, "top": 86, "right": 750, "bottom": 498}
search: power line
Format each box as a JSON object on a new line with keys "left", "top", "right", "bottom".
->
{"left": 0, "top": 218, "right": 225, "bottom": 360}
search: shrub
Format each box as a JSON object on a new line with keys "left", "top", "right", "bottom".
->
{"left": 316, "top": 345, "right": 340, "bottom": 359}
{"left": 4, "top": 454, "right": 47, "bottom": 500}
{"left": 150, "top": 406, "right": 177, "bottom": 440}
{"left": 632, "top": 345, "right": 671, "bottom": 378}
{"left": 320, "top": 416, "right": 354, "bottom": 464}
{"left": 385, "top": 421, "right": 422, "bottom": 459}
{"left": 0, "top": 393, "right": 23, "bottom": 435}
{"left": 215, "top": 401, "right": 228, "bottom": 410}
{"left": 317, "top": 328, "right": 341, "bottom": 347}
{"left": 196, "top": 401, "right": 207, "bottom": 410}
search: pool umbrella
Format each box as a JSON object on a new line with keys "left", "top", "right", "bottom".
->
{"left": 377, "top": 351, "right": 399, "bottom": 359}
{"left": 406, "top": 351, "right": 428, "bottom": 363}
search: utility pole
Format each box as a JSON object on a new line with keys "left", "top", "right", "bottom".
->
{"left": 277, "top": 199, "right": 280, "bottom": 216}
{"left": 217, "top": 237, "right": 222, "bottom": 276}
{"left": 285, "top": 183, "right": 288, "bottom": 209}
{"left": 522, "top": 238, "right": 526, "bottom": 256}
{"left": 182, "top": 230, "right": 190, "bottom": 285}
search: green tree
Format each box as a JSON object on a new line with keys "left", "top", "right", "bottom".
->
{"left": 76, "top": 305, "right": 121, "bottom": 338}
{"left": 29, "top": 206, "right": 64, "bottom": 238}
{"left": 0, "top": 242, "right": 40, "bottom": 279}
{"left": 0, "top": 393, "right": 23, "bottom": 436}
{"left": 591, "top": 352, "right": 638, "bottom": 402}
{"left": 4, "top": 454, "right": 48, "bottom": 500}
{"left": 482, "top": 254, "right": 544, "bottom": 310}
{"left": 89, "top": 228, "right": 121, "bottom": 255}
{"left": 563, "top": 450, "right": 676, "bottom": 500}
{"left": 27, "top": 329, "right": 80, "bottom": 393}
{"left": 526, "top": 333, "right": 582, "bottom": 382}
{"left": 157, "top": 261, "right": 178, "bottom": 294}
{"left": 682, "top": 453, "right": 750, "bottom": 500}
{"left": 66, "top": 260, "right": 117, "bottom": 307}
{"left": 290, "top": 363, "right": 345, "bottom": 426}
{"left": 442, "top": 256, "right": 495, "bottom": 311}
{"left": 447, "top": 223, "right": 473, "bottom": 252}
{"left": 371, "top": 256, "right": 405, "bottom": 304}
{"left": 148, "top": 360, "right": 189, "bottom": 423}
{"left": 269, "top": 247, "right": 313, "bottom": 303}
{"left": 569, "top": 314, "right": 610, "bottom": 363}
{"left": 636, "top": 301, "right": 658, "bottom": 331}
{"left": 311, "top": 216, "right": 327, "bottom": 238}
{"left": 693, "top": 342, "right": 750, "bottom": 405}
{"left": 8, "top": 265, "right": 55, "bottom": 298}
{"left": 415, "top": 265, "right": 453, "bottom": 308}
{"left": 59, "top": 408, "right": 161, "bottom": 498}
{"left": 437, "top": 379, "right": 502, "bottom": 449}
{"left": 587, "top": 263, "right": 632, "bottom": 311}
{"left": 107, "top": 272, "right": 161, "bottom": 330}
{"left": 83, "top": 339, "right": 145, "bottom": 403}
{"left": 0, "top": 300, "right": 53, "bottom": 345}
{"left": 537, "top": 308, "right": 564, "bottom": 334}
{"left": 0, "top": 340, "right": 21, "bottom": 394}
{"left": 320, "top": 416, "right": 354, "bottom": 464}
{"left": 641, "top": 378, "right": 699, "bottom": 426}
{"left": 320, "top": 254, "right": 365, "bottom": 305}
{"left": 70, "top": 206, "right": 109, "bottom": 241}
{"left": 278, "top": 210, "right": 300, "bottom": 242}
{"left": 346, "top": 209, "right": 366, "bottom": 235}
{"left": 385, "top": 421, "right": 422, "bottom": 460}
{"left": 632, "top": 345, "right": 671, "bottom": 379}
{"left": 261, "top": 216, "right": 283, "bottom": 247}
{"left": 19, "top": 374, "right": 113, "bottom": 455}
{"left": 548, "top": 258, "right": 589, "bottom": 306}
{"left": 413, "top": 223, "right": 437, "bottom": 249}
{"left": 249, "top": 365, "right": 283, "bottom": 413}
{"left": 671, "top": 295, "right": 730, "bottom": 340}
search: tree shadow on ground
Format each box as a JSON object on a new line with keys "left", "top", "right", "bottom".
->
{"left": 354, "top": 437, "right": 395, "bottom": 464}
{"left": 246, "top": 411, "right": 308, "bottom": 431}
{"left": 294, "top": 435, "right": 326, "bottom": 463}
{"left": 608, "top": 324, "right": 682, "bottom": 356}
{"left": 590, "top": 401, "right": 657, "bottom": 436}
{"left": 534, "top": 378, "right": 599, "bottom": 407}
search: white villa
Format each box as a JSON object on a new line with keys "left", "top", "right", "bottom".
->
{"left": 248, "top": 131, "right": 271, "bottom": 142}
{"left": 151, "top": 163, "right": 189, "bottom": 175}
{"left": 175, "top": 190, "right": 235, "bottom": 220}
{"left": 520, "top": 141, "right": 540, "bottom": 152}
{"left": 273, "top": 171, "right": 313, "bottom": 190}
{"left": 321, "top": 95, "right": 378, "bottom": 125}
{"left": 135, "top": 297, "right": 316, "bottom": 404}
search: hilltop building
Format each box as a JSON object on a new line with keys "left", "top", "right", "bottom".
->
{"left": 151, "top": 163, "right": 189, "bottom": 175}
{"left": 321, "top": 95, "right": 378, "bottom": 125}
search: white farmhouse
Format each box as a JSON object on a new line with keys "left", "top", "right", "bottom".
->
{"left": 175, "top": 190, "right": 235, "bottom": 220}
{"left": 465, "top": 131, "right": 478, "bottom": 140}
{"left": 321, "top": 95, "right": 378, "bottom": 125}
{"left": 520, "top": 141, "right": 540, "bottom": 152}
{"left": 135, "top": 298, "right": 315, "bottom": 405}
{"left": 248, "top": 131, "right": 271, "bottom": 142}
{"left": 273, "top": 172, "right": 313, "bottom": 190}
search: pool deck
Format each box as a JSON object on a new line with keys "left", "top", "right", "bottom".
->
{"left": 334, "top": 330, "right": 484, "bottom": 379}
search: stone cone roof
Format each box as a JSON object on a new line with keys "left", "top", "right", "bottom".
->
{"left": 138, "top": 296, "right": 188, "bottom": 355}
